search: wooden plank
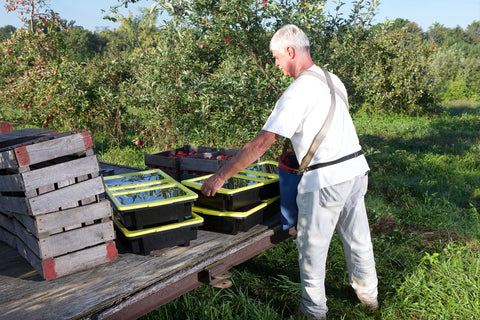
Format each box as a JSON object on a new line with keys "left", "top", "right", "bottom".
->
{"left": 0, "top": 176, "right": 104, "bottom": 216}
{"left": 0, "top": 128, "right": 54, "bottom": 143}
{"left": 0, "top": 149, "right": 17, "bottom": 170}
{"left": 14, "top": 218, "right": 115, "bottom": 259}
{"left": 0, "top": 194, "right": 30, "bottom": 215}
{"left": 0, "top": 226, "right": 16, "bottom": 248}
{"left": 77, "top": 173, "right": 97, "bottom": 207}
{"left": 0, "top": 211, "right": 15, "bottom": 233}
{"left": 28, "top": 176, "right": 105, "bottom": 216}
{"left": 13, "top": 200, "right": 112, "bottom": 238}
{"left": 0, "top": 130, "right": 93, "bottom": 169}
{"left": 0, "top": 173, "right": 24, "bottom": 193}
{"left": 16, "top": 238, "right": 117, "bottom": 280}
{"left": 0, "top": 155, "right": 100, "bottom": 193}
{"left": 15, "top": 131, "right": 92, "bottom": 167}
{"left": 0, "top": 129, "right": 58, "bottom": 149}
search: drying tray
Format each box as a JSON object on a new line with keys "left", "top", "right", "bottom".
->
{"left": 104, "top": 169, "right": 198, "bottom": 229}
{"left": 181, "top": 170, "right": 279, "bottom": 211}
{"left": 113, "top": 212, "right": 204, "bottom": 255}
{"left": 243, "top": 160, "right": 279, "bottom": 175}
{"left": 192, "top": 196, "right": 280, "bottom": 234}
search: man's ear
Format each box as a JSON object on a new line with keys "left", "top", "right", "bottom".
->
{"left": 286, "top": 46, "right": 295, "bottom": 59}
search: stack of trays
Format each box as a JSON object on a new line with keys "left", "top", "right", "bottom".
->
{"left": 181, "top": 161, "right": 280, "bottom": 234}
{"left": 104, "top": 169, "right": 202, "bottom": 254}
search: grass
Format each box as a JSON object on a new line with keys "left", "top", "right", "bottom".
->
{"left": 93, "top": 99, "right": 480, "bottom": 320}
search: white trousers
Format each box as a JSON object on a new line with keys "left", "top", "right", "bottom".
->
{"left": 296, "top": 173, "right": 378, "bottom": 319}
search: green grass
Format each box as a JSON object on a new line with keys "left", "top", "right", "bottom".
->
{"left": 92, "top": 100, "right": 480, "bottom": 320}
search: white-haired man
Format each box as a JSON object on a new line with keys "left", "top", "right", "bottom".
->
{"left": 201, "top": 24, "right": 378, "bottom": 319}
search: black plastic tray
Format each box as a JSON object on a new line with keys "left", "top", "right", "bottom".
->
{"left": 104, "top": 169, "right": 198, "bottom": 229}
{"left": 182, "top": 173, "right": 279, "bottom": 211}
{"left": 113, "top": 213, "right": 203, "bottom": 255}
{"left": 192, "top": 197, "right": 279, "bottom": 234}
{"left": 113, "top": 200, "right": 193, "bottom": 230}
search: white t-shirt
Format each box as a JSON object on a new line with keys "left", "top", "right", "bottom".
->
{"left": 262, "top": 65, "right": 369, "bottom": 193}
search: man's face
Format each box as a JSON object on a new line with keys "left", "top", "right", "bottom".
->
{"left": 271, "top": 48, "right": 293, "bottom": 77}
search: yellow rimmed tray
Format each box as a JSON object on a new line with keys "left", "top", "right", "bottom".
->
{"left": 113, "top": 213, "right": 204, "bottom": 255}
{"left": 243, "top": 160, "right": 279, "bottom": 175}
{"left": 192, "top": 196, "right": 280, "bottom": 234}
{"left": 104, "top": 169, "right": 198, "bottom": 229}
{"left": 181, "top": 171, "right": 279, "bottom": 211}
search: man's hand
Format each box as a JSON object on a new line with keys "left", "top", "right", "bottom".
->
{"left": 199, "top": 130, "right": 280, "bottom": 197}
{"left": 200, "top": 174, "right": 225, "bottom": 197}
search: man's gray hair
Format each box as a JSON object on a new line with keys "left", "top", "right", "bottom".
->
{"left": 270, "top": 24, "right": 310, "bottom": 53}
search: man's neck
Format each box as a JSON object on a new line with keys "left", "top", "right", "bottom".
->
{"left": 293, "top": 56, "right": 315, "bottom": 79}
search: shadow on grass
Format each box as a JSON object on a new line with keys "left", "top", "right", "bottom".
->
{"left": 439, "top": 99, "right": 480, "bottom": 116}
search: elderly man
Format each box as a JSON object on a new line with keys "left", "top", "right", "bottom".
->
{"left": 201, "top": 24, "right": 378, "bottom": 319}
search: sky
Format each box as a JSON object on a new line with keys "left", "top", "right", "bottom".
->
{"left": 0, "top": 0, "right": 479, "bottom": 32}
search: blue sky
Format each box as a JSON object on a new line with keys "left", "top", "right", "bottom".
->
{"left": 1, "top": 0, "right": 479, "bottom": 31}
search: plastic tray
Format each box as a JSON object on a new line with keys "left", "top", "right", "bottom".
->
{"left": 104, "top": 169, "right": 198, "bottom": 229}
{"left": 244, "top": 160, "right": 279, "bottom": 175}
{"left": 179, "top": 148, "right": 240, "bottom": 173}
{"left": 192, "top": 196, "right": 280, "bottom": 234}
{"left": 113, "top": 213, "right": 204, "bottom": 255}
{"left": 145, "top": 145, "right": 218, "bottom": 180}
{"left": 182, "top": 171, "right": 279, "bottom": 211}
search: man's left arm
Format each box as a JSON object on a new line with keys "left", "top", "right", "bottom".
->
{"left": 200, "top": 130, "right": 280, "bottom": 196}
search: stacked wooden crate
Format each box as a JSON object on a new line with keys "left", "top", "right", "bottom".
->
{"left": 0, "top": 128, "right": 117, "bottom": 280}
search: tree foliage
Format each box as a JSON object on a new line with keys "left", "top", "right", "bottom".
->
{"left": 1, "top": 0, "right": 479, "bottom": 149}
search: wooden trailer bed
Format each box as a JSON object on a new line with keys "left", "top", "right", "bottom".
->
{"left": 0, "top": 162, "right": 292, "bottom": 320}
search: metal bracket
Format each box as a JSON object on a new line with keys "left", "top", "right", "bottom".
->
{"left": 199, "top": 261, "right": 233, "bottom": 288}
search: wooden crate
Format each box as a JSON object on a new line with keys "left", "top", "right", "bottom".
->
{"left": 0, "top": 130, "right": 100, "bottom": 214}
{"left": 0, "top": 128, "right": 118, "bottom": 280}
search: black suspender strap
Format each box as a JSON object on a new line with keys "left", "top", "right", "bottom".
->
{"left": 302, "top": 150, "right": 363, "bottom": 173}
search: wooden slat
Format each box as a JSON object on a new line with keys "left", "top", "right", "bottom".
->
{"left": 0, "top": 176, "right": 104, "bottom": 216}
{"left": 0, "top": 226, "right": 16, "bottom": 248}
{"left": 16, "top": 238, "right": 117, "bottom": 280}
{"left": 0, "top": 130, "right": 93, "bottom": 169}
{"left": 0, "top": 149, "right": 17, "bottom": 169}
{"left": 16, "top": 131, "right": 92, "bottom": 167}
{"left": 0, "top": 194, "right": 30, "bottom": 215}
{"left": 0, "top": 155, "right": 100, "bottom": 193}
{"left": 13, "top": 200, "right": 112, "bottom": 238}
{"left": 28, "top": 176, "right": 105, "bottom": 216}
{"left": 0, "top": 212, "right": 15, "bottom": 233}
{"left": 14, "top": 219, "right": 115, "bottom": 259}
{"left": 0, "top": 173, "right": 25, "bottom": 193}
{"left": 0, "top": 129, "right": 57, "bottom": 149}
